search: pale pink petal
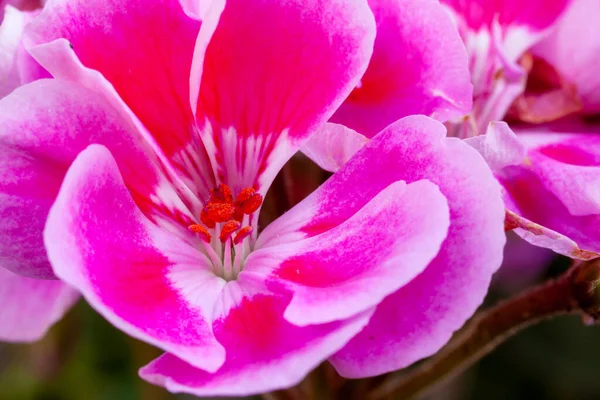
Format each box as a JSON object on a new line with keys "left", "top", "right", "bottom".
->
{"left": 194, "top": 0, "right": 375, "bottom": 193}
{"left": 465, "top": 121, "right": 527, "bottom": 170}
{"left": 300, "top": 123, "right": 368, "bottom": 172}
{"left": 505, "top": 210, "right": 599, "bottom": 260}
{"left": 532, "top": 0, "right": 600, "bottom": 114}
{"left": 44, "top": 145, "right": 226, "bottom": 372}
{"left": 0, "top": 266, "right": 78, "bottom": 342}
{"left": 26, "top": 0, "right": 223, "bottom": 196}
{"left": 0, "top": 6, "right": 43, "bottom": 97}
{"left": 245, "top": 180, "right": 449, "bottom": 326}
{"left": 332, "top": 0, "right": 472, "bottom": 137}
{"left": 140, "top": 279, "right": 372, "bottom": 396}
{"left": 0, "top": 80, "right": 193, "bottom": 278}
{"left": 260, "top": 115, "right": 505, "bottom": 377}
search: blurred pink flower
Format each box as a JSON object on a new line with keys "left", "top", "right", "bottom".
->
{"left": 0, "top": 0, "right": 76, "bottom": 342}
{"left": 0, "top": 0, "right": 505, "bottom": 395}
{"left": 441, "top": 0, "right": 572, "bottom": 137}
{"left": 468, "top": 122, "right": 600, "bottom": 260}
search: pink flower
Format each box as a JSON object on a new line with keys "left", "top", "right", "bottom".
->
{"left": 441, "top": 0, "right": 572, "bottom": 137}
{"left": 530, "top": 0, "right": 600, "bottom": 116}
{"left": 464, "top": 1, "right": 600, "bottom": 260}
{"left": 0, "top": 0, "right": 76, "bottom": 342}
{"left": 0, "top": 0, "right": 505, "bottom": 395}
{"left": 320, "top": 0, "right": 474, "bottom": 139}
{"left": 468, "top": 122, "right": 600, "bottom": 260}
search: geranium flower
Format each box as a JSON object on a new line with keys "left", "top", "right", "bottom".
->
{"left": 0, "top": 1, "right": 76, "bottom": 342}
{"left": 465, "top": 0, "right": 600, "bottom": 260}
{"left": 0, "top": 0, "right": 505, "bottom": 395}
{"left": 440, "top": 0, "right": 571, "bottom": 137}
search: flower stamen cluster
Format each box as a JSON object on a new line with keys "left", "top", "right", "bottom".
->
{"left": 188, "top": 184, "right": 263, "bottom": 280}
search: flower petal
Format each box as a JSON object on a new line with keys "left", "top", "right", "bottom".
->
{"left": 194, "top": 0, "right": 375, "bottom": 193}
{"left": 44, "top": 144, "right": 226, "bottom": 372}
{"left": 247, "top": 180, "right": 449, "bottom": 326}
{"left": 260, "top": 115, "right": 505, "bottom": 377}
{"left": 465, "top": 121, "right": 527, "bottom": 171}
{"left": 0, "top": 6, "right": 47, "bottom": 97}
{"left": 140, "top": 279, "right": 372, "bottom": 396}
{"left": 468, "top": 123, "right": 600, "bottom": 259}
{"left": 26, "top": 0, "right": 223, "bottom": 196}
{"left": 0, "top": 266, "right": 78, "bottom": 342}
{"left": 0, "top": 79, "right": 194, "bottom": 279}
{"left": 532, "top": 0, "right": 600, "bottom": 114}
{"left": 332, "top": 0, "right": 473, "bottom": 137}
{"left": 300, "top": 123, "right": 368, "bottom": 173}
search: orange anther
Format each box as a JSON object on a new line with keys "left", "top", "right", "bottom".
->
{"left": 235, "top": 187, "right": 263, "bottom": 215}
{"left": 210, "top": 183, "right": 233, "bottom": 204}
{"left": 188, "top": 224, "right": 212, "bottom": 243}
{"left": 205, "top": 203, "right": 236, "bottom": 223}
{"left": 233, "top": 226, "right": 253, "bottom": 245}
{"left": 219, "top": 220, "right": 241, "bottom": 243}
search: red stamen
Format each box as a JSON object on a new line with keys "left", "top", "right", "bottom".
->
{"left": 236, "top": 187, "right": 256, "bottom": 203}
{"left": 210, "top": 183, "right": 233, "bottom": 204}
{"left": 200, "top": 207, "right": 216, "bottom": 228}
{"left": 188, "top": 224, "right": 212, "bottom": 243}
{"left": 233, "top": 226, "right": 253, "bottom": 245}
{"left": 220, "top": 220, "right": 241, "bottom": 243}
{"left": 205, "top": 203, "right": 236, "bottom": 223}
{"left": 233, "top": 207, "right": 244, "bottom": 222}
{"left": 235, "top": 188, "right": 263, "bottom": 215}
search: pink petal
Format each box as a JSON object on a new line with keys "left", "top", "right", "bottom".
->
{"left": 442, "top": 0, "right": 571, "bottom": 32}
{"left": 0, "top": 266, "right": 78, "bottom": 342}
{"left": 532, "top": 0, "right": 600, "bottom": 114}
{"left": 465, "top": 121, "right": 527, "bottom": 171}
{"left": 0, "top": 80, "right": 193, "bottom": 281}
{"left": 260, "top": 115, "right": 505, "bottom": 377}
{"left": 300, "top": 123, "right": 368, "bottom": 172}
{"left": 332, "top": 0, "right": 473, "bottom": 137}
{"left": 0, "top": 6, "right": 43, "bottom": 97}
{"left": 194, "top": 0, "right": 375, "bottom": 192}
{"left": 246, "top": 180, "right": 449, "bottom": 326}
{"left": 25, "top": 0, "right": 222, "bottom": 196}
{"left": 500, "top": 130, "right": 600, "bottom": 258}
{"left": 140, "top": 280, "right": 372, "bottom": 396}
{"left": 468, "top": 122, "right": 600, "bottom": 259}
{"left": 44, "top": 145, "right": 226, "bottom": 372}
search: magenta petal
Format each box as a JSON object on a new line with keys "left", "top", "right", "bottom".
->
{"left": 332, "top": 0, "right": 473, "bottom": 137}
{"left": 26, "top": 0, "right": 221, "bottom": 196}
{"left": 44, "top": 145, "right": 226, "bottom": 372}
{"left": 300, "top": 123, "right": 368, "bottom": 172}
{"left": 246, "top": 180, "right": 449, "bottom": 326}
{"left": 194, "top": 0, "right": 375, "bottom": 192}
{"left": 0, "top": 266, "right": 78, "bottom": 342}
{"left": 532, "top": 0, "right": 600, "bottom": 114}
{"left": 260, "top": 116, "right": 505, "bottom": 377}
{"left": 140, "top": 282, "right": 372, "bottom": 396}
{"left": 0, "top": 79, "right": 191, "bottom": 279}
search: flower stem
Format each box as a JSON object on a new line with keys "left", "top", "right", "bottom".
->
{"left": 368, "top": 260, "right": 600, "bottom": 400}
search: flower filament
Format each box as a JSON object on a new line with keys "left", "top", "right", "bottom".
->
{"left": 188, "top": 184, "right": 262, "bottom": 280}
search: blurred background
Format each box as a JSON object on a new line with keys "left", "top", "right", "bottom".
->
{"left": 2, "top": 158, "right": 600, "bottom": 400}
